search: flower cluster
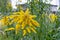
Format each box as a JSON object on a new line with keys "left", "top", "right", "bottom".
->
{"left": 1, "top": 9, "right": 40, "bottom": 36}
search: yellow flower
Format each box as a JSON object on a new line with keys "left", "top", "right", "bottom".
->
{"left": 14, "top": 8, "right": 39, "bottom": 36}
{"left": 18, "top": 9, "right": 39, "bottom": 36}
{"left": 1, "top": 16, "right": 9, "bottom": 26}
{"left": 1, "top": 16, "right": 14, "bottom": 25}
{"left": 4, "top": 8, "right": 40, "bottom": 36}
{"left": 49, "top": 13, "right": 57, "bottom": 22}
{"left": 5, "top": 28, "right": 15, "bottom": 31}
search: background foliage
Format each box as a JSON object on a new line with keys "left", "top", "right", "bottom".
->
{"left": 0, "top": 0, "right": 60, "bottom": 40}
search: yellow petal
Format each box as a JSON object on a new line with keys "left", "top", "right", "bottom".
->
{"left": 18, "top": 19, "right": 23, "bottom": 23}
{"left": 8, "top": 15, "right": 15, "bottom": 19}
{"left": 9, "top": 20, "right": 14, "bottom": 25}
{"left": 13, "top": 12, "right": 20, "bottom": 15}
{"left": 5, "top": 28, "right": 15, "bottom": 31}
{"left": 23, "top": 30, "right": 27, "bottom": 36}
{"left": 30, "top": 27, "right": 37, "bottom": 33}
{"left": 30, "top": 15, "right": 37, "bottom": 19}
{"left": 26, "top": 28, "right": 31, "bottom": 33}
{"left": 25, "top": 8, "right": 30, "bottom": 14}
{"left": 31, "top": 19, "right": 40, "bottom": 27}
{"left": 21, "top": 22, "right": 26, "bottom": 29}
{"left": 20, "top": 10, "right": 24, "bottom": 15}
{"left": 29, "top": 22, "right": 33, "bottom": 26}
{"left": 16, "top": 24, "right": 20, "bottom": 34}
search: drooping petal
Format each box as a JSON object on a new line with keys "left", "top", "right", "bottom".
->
{"left": 25, "top": 8, "right": 30, "bottom": 14}
{"left": 31, "top": 19, "right": 40, "bottom": 27}
{"left": 21, "top": 22, "right": 26, "bottom": 29}
{"left": 23, "top": 30, "right": 27, "bottom": 36}
{"left": 30, "top": 15, "right": 37, "bottom": 19}
{"left": 30, "top": 27, "right": 37, "bottom": 33}
{"left": 20, "top": 10, "right": 24, "bottom": 15}
{"left": 5, "top": 28, "right": 15, "bottom": 31}
{"left": 26, "top": 28, "right": 31, "bottom": 33}
{"left": 16, "top": 24, "right": 20, "bottom": 34}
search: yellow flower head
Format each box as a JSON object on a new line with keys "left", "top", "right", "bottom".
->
{"left": 49, "top": 13, "right": 57, "bottom": 22}
{"left": 1, "top": 16, "right": 9, "bottom": 26}
{"left": 4, "top": 8, "right": 40, "bottom": 36}
{"left": 15, "top": 9, "right": 39, "bottom": 36}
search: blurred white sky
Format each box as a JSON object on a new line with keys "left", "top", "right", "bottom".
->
{"left": 43, "top": 0, "right": 59, "bottom": 5}
{"left": 11, "top": 0, "right": 59, "bottom": 9}
{"left": 50, "top": 0, "right": 59, "bottom": 5}
{"left": 11, "top": 0, "right": 59, "bottom": 5}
